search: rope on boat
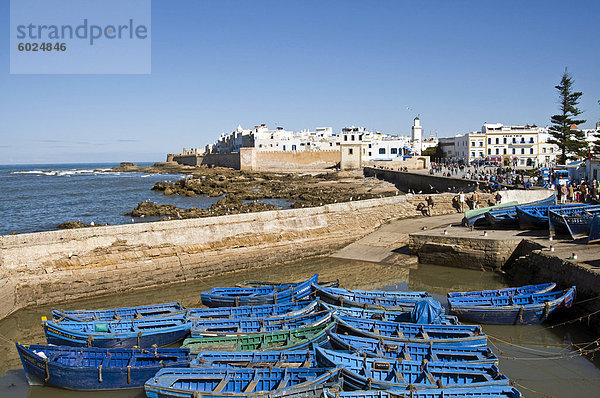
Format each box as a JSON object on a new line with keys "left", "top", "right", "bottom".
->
{"left": 511, "top": 380, "right": 556, "bottom": 398}
{"left": 488, "top": 334, "right": 600, "bottom": 361}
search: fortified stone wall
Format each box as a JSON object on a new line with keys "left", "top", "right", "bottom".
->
{"left": 0, "top": 193, "right": 470, "bottom": 320}
{"left": 200, "top": 153, "right": 241, "bottom": 169}
{"left": 252, "top": 150, "right": 340, "bottom": 170}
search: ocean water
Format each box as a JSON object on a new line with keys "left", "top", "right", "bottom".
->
{"left": 0, "top": 163, "right": 224, "bottom": 236}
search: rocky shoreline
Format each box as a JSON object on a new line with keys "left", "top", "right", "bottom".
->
{"left": 57, "top": 162, "right": 399, "bottom": 228}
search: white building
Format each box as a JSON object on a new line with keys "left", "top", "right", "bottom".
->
{"left": 206, "top": 118, "right": 432, "bottom": 160}
{"left": 442, "top": 123, "right": 559, "bottom": 168}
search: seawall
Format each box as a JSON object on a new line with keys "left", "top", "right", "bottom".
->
{"left": 0, "top": 192, "right": 471, "bottom": 321}
{"left": 364, "top": 167, "right": 483, "bottom": 193}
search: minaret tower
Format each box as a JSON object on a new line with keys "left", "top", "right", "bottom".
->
{"left": 411, "top": 116, "right": 423, "bottom": 155}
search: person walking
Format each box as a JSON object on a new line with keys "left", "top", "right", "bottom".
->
{"left": 459, "top": 191, "right": 465, "bottom": 213}
{"left": 568, "top": 184, "right": 574, "bottom": 202}
{"left": 560, "top": 184, "right": 568, "bottom": 204}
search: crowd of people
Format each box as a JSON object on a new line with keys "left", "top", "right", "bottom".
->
{"left": 557, "top": 179, "right": 600, "bottom": 204}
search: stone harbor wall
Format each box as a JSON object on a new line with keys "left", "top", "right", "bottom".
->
{"left": 0, "top": 192, "right": 489, "bottom": 321}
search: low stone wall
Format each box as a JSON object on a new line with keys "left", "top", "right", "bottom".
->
{"left": 409, "top": 233, "right": 524, "bottom": 271}
{"left": 0, "top": 192, "right": 468, "bottom": 320}
{"left": 505, "top": 250, "right": 600, "bottom": 333}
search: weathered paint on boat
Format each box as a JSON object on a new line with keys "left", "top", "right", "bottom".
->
{"left": 448, "top": 287, "right": 576, "bottom": 324}
{"left": 327, "top": 331, "right": 498, "bottom": 364}
{"left": 447, "top": 283, "right": 556, "bottom": 299}
{"left": 181, "top": 321, "right": 334, "bottom": 354}
{"left": 43, "top": 315, "right": 191, "bottom": 348}
{"left": 16, "top": 343, "right": 190, "bottom": 390}
{"left": 315, "top": 347, "right": 509, "bottom": 389}
{"left": 334, "top": 315, "right": 487, "bottom": 346}
{"left": 144, "top": 366, "right": 341, "bottom": 398}
{"left": 201, "top": 274, "right": 318, "bottom": 308}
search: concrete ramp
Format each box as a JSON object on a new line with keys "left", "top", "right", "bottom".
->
{"left": 331, "top": 213, "right": 463, "bottom": 266}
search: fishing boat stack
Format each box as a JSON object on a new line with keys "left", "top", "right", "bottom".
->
{"left": 19, "top": 274, "right": 578, "bottom": 397}
{"left": 463, "top": 192, "right": 600, "bottom": 243}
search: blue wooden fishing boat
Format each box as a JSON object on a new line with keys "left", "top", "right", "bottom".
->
{"left": 201, "top": 274, "right": 318, "bottom": 307}
{"left": 188, "top": 300, "right": 319, "bottom": 319}
{"left": 43, "top": 315, "right": 191, "bottom": 348}
{"left": 144, "top": 367, "right": 341, "bottom": 398}
{"left": 463, "top": 201, "right": 518, "bottom": 227}
{"left": 589, "top": 214, "right": 600, "bottom": 244}
{"left": 447, "top": 283, "right": 556, "bottom": 298}
{"left": 327, "top": 331, "right": 498, "bottom": 364}
{"left": 313, "top": 285, "right": 424, "bottom": 311}
{"left": 549, "top": 206, "right": 600, "bottom": 240}
{"left": 315, "top": 347, "right": 509, "bottom": 389}
{"left": 482, "top": 194, "right": 556, "bottom": 228}
{"left": 322, "top": 386, "right": 522, "bottom": 398}
{"left": 16, "top": 343, "right": 190, "bottom": 390}
{"left": 319, "top": 302, "right": 459, "bottom": 325}
{"left": 334, "top": 315, "right": 487, "bottom": 346}
{"left": 515, "top": 204, "right": 586, "bottom": 229}
{"left": 191, "top": 350, "right": 315, "bottom": 368}
{"left": 190, "top": 310, "right": 333, "bottom": 337}
{"left": 182, "top": 321, "right": 335, "bottom": 353}
{"left": 448, "top": 286, "right": 576, "bottom": 324}
{"left": 52, "top": 302, "right": 186, "bottom": 322}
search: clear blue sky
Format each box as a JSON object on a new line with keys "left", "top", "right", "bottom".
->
{"left": 1, "top": 0, "right": 599, "bottom": 164}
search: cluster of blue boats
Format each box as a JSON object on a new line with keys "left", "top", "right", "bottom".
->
{"left": 464, "top": 193, "right": 600, "bottom": 243}
{"left": 16, "top": 274, "right": 576, "bottom": 397}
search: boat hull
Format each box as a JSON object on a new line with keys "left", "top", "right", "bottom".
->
{"left": 449, "top": 287, "right": 576, "bottom": 325}
{"left": 43, "top": 319, "right": 191, "bottom": 348}
{"left": 16, "top": 344, "right": 189, "bottom": 390}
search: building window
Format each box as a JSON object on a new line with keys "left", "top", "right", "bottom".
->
{"left": 479, "top": 152, "right": 483, "bottom": 157}
{"left": 543, "top": 147, "right": 546, "bottom": 153}
{"left": 471, "top": 152, "right": 475, "bottom": 157}
{"left": 503, "top": 148, "right": 507, "bottom": 155}
{"left": 521, "top": 137, "right": 525, "bottom": 143}
{"left": 368, "top": 144, "right": 372, "bottom": 148}
{"left": 512, "top": 148, "right": 516, "bottom": 154}
{"left": 513, "top": 138, "right": 516, "bottom": 143}
{"left": 495, "top": 148, "right": 499, "bottom": 155}
{"left": 359, "top": 135, "right": 363, "bottom": 141}
{"left": 488, "top": 138, "right": 491, "bottom": 144}
{"left": 488, "top": 149, "right": 491, "bottom": 155}
{"left": 471, "top": 142, "right": 475, "bottom": 147}
{"left": 344, "top": 135, "right": 348, "bottom": 141}
{"left": 391, "top": 148, "right": 398, "bottom": 154}
{"left": 529, "top": 137, "right": 534, "bottom": 143}
{"left": 292, "top": 145, "right": 296, "bottom": 151}
{"left": 521, "top": 148, "right": 525, "bottom": 154}
{"left": 348, "top": 148, "right": 353, "bottom": 155}
{"left": 550, "top": 148, "right": 554, "bottom": 153}
{"left": 368, "top": 152, "right": 372, "bottom": 156}
{"left": 479, "top": 142, "right": 483, "bottom": 146}
{"left": 379, "top": 148, "right": 386, "bottom": 154}
{"left": 351, "top": 135, "right": 355, "bottom": 141}
{"left": 530, "top": 148, "right": 534, "bottom": 154}
{"left": 503, "top": 138, "right": 507, "bottom": 144}
{"left": 495, "top": 138, "right": 499, "bottom": 144}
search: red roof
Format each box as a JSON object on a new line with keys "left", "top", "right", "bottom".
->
{"left": 570, "top": 124, "right": 579, "bottom": 130}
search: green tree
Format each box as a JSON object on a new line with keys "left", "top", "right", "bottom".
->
{"left": 421, "top": 144, "right": 446, "bottom": 160}
{"left": 547, "top": 69, "right": 587, "bottom": 164}
{"left": 594, "top": 99, "right": 600, "bottom": 157}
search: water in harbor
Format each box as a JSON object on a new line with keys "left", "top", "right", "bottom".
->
{"left": 0, "top": 258, "right": 598, "bottom": 398}
{"left": 0, "top": 163, "right": 291, "bottom": 235}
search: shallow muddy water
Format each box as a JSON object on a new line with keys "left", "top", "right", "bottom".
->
{"left": 0, "top": 257, "right": 598, "bottom": 397}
